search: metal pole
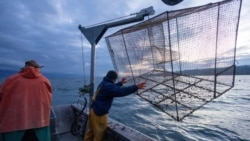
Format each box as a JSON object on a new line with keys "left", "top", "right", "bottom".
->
{"left": 89, "top": 43, "right": 96, "bottom": 107}
{"left": 214, "top": 3, "right": 220, "bottom": 98}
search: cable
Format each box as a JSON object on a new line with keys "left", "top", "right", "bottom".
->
{"left": 86, "top": 14, "right": 134, "bottom": 28}
{"left": 70, "top": 97, "right": 88, "bottom": 136}
{"left": 81, "top": 34, "right": 86, "bottom": 85}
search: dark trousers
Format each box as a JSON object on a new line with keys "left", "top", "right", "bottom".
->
{"left": 2, "top": 126, "right": 50, "bottom": 141}
{"left": 21, "top": 129, "right": 39, "bottom": 141}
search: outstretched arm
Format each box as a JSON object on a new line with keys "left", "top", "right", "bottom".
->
{"left": 108, "top": 80, "right": 147, "bottom": 97}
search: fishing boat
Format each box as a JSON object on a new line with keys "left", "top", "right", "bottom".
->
{"left": 50, "top": 0, "right": 242, "bottom": 139}
{"left": 0, "top": 0, "right": 242, "bottom": 140}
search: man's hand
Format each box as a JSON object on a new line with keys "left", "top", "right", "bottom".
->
{"left": 121, "top": 77, "right": 127, "bottom": 84}
{"left": 137, "top": 82, "right": 146, "bottom": 89}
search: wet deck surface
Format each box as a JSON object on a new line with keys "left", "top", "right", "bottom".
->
{"left": 0, "top": 104, "right": 155, "bottom": 141}
{"left": 51, "top": 104, "right": 155, "bottom": 141}
{"left": 52, "top": 132, "right": 81, "bottom": 141}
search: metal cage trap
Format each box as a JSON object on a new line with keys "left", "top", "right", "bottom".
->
{"left": 105, "top": 0, "right": 242, "bottom": 121}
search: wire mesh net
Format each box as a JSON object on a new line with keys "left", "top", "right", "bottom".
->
{"left": 105, "top": 0, "right": 242, "bottom": 121}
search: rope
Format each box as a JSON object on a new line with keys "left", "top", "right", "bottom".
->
{"left": 86, "top": 13, "right": 136, "bottom": 28}
{"left": 81, "top": 34, "right": 86, "bottom": 85}
{"left": 70, "top": 97, "right": 88, "bottom": 136}
{"left": 79, "top": 33, "right": 91, "bottom": 93}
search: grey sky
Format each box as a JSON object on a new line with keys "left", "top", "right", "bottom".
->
{"left": 0, "top": 0, "right": 249, "bottom": 77}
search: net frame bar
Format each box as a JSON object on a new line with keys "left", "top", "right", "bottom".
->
{"left": 105, "top": 0, "right": 242, "bottom": 121}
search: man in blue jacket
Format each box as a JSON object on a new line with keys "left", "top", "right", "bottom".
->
{"left": 84, "top": 70, "right": 146, "bottom": 141}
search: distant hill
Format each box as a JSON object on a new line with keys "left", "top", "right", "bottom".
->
{"left": 0, "top": 70, "right": 18, "bottom": 78}
{"left": 1, "top": 65, "right": 250, "bottom": 79}
{"left": 180, "top": 65, "right": 250, "bottom": 75}
{"left": 0, "top": 70, "right": 82, "bottom": 79}
{"left": 235, "top": 65, "right": 250, "bottom": 75}
{"left": 43, "top": 73, "right": 83, "bottom": 79}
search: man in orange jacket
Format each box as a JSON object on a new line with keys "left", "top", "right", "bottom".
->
{"left": 0, "top": 60, "right": 52, "bottom": 141}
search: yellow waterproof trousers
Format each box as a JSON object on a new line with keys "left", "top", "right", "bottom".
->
{"left": 84, "top": 108, "right": 108, "bottom": 141}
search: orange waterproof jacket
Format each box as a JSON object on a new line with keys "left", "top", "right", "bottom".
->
{"left": 0, "top": 67, "right": 52, "bottom": 133}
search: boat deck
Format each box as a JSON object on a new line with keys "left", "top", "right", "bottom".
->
{"left": 0, "top": 104, "right": 155, "bottom": 141}
{"left": 51, "top": 104, "right": 155, "bottom": 141}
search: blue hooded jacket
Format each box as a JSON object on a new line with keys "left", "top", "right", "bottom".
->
{"left": 92, "top": 76, "right": 138, "bottom": 116}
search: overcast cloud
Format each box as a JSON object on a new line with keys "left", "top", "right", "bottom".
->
{"left": 0, "top": 0, "right": 249, "bottom": 77}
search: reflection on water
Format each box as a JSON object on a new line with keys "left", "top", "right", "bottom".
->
{"left": 109, "top": 75, "right": 250, "bottom": 141}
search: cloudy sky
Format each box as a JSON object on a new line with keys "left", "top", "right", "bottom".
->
{"left": 0, "top": 0, "right": 249, "bottom": 77}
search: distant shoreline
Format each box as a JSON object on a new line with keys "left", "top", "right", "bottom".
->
{"left": 1, "top": 65, "right": 250, "bottom": 79}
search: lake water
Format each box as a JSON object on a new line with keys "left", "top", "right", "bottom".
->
{"left": 1, "top": 75, "right": 249, "bottom": 141}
